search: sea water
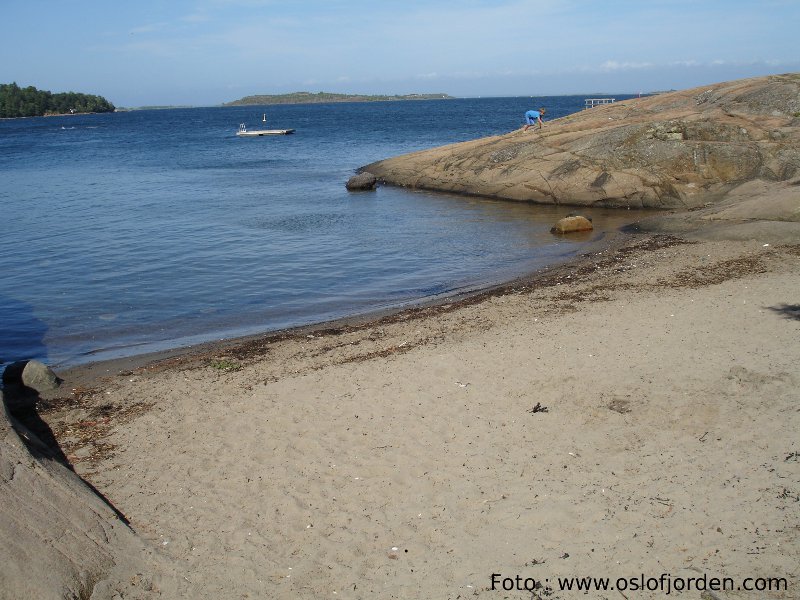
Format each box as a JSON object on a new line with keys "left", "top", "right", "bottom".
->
{"left": 1, "top": 96, "right": 639, "bottom": 367}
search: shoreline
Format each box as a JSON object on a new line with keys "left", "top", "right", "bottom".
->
{"left": 0, "top": 111, "right": 110, "bottom": 120}
{"left": 7, "top": 226, "right": 800, "bottom": 598}
{"left": 49, "top": 222, "right": 628, "bottom": 377}
{"left": 57, "top": 227, "right": 641, "bottom": 385}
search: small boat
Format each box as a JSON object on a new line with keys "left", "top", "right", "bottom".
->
{"left": 262, "top": 113, "right": 267, "bottom": 122}
{"left": 237, "top": 123, "right": 295, "bottom": 136}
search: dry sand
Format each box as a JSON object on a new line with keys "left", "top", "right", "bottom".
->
{"left": 36, "top": 231, "right": 799, "bottom": 599}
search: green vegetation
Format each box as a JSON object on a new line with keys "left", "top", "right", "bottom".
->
{"left": 224, "top": 91, "right": 453, "bottom": 106}
{"left": 0, "top": 82, "right": 115, "bottom": 118}
{"left": 210, "top": 359, "right": 242, "bottom": 372}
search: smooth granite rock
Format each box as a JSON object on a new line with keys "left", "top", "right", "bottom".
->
{"left": 0, "top": 389, "right": 188, "bottom": 599}
{"left": 362, "top": 74, "right": 800, "bottom": 211}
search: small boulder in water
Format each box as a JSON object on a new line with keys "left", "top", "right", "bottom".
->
{"left": 551, "top": 215, "right": 594, "bottom": 234}
{"left": 346, "top": 172, "right": 378, "bottom": 191}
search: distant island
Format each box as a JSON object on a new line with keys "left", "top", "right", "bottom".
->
{"left": 115, "top": 105, "right": 195, "bottom": 112}
{"left": 0, "top": 83, "right": 115, "bottom": 118}
{"left": 224, "top": 91, "right": 454, "bottom": 106}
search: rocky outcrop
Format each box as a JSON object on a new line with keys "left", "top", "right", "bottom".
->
{"left": 363, "top": 74, "right": 800, "bottom": 210}
{"left": 631, "top": 177, "right": 800, "bottom": 243}
{"left": 1, "top": 389, "right": 187, "bottom": 599}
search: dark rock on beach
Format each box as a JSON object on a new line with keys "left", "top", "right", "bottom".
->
{"left": 2, "top": 360, "right": 62, "bottom": 412}
{"left": 2, "top": 360, "right": 61, "bottom": 394}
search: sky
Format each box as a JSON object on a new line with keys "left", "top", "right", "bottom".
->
{"left": 2, "top": 0, "right": 798, "bottom": 106}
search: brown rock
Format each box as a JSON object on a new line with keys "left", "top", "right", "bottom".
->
{"left": 362, "top": 74, "right": 800, "bottom": 210}
{"left": 551, "top": 215, "right": 594, "bottom": 234}
{"left": 631, "top": 177, "right": 800, "bottom": 243}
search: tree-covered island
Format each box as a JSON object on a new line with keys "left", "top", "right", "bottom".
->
{"left": 224, "top": 91, "right": 453, "bottom": 106}
{"left": 0, "top": 83, "right": 115, "bottom": 118}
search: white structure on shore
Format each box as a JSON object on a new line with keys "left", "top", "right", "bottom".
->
{"left": 584, "top": 98, "right": 616, "bottom": 109}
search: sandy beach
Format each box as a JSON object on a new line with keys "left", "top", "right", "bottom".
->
{"left": 23, "top": 229, "right": 796, "bottom": 599}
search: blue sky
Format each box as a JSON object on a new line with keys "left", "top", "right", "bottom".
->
{"left": 2, "top": 0, "right": 798, "bottom": 106}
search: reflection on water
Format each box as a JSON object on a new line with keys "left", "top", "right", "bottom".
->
{"left": 0, "top": 295, "right": 49, "bottom": 367}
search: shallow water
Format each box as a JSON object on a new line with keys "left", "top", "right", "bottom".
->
{"left": 0, "top": 96, "right": 640, "bottom": 366}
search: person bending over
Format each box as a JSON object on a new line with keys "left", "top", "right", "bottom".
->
{"left": 523, "top": 107, "right": 546, "bottom": 131}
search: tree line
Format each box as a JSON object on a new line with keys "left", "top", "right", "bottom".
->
{"left": 0, "top": 83, "right": 115, "bottom": 118}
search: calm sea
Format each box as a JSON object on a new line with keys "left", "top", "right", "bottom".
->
{"left": 1, "top": 95, "right": 640, "bottom": 367}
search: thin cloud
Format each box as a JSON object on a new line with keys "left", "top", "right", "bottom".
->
{"left": 598, "top": 61, "right": 654, "bottom": 72}
{"left": 128, "top": 22, "right": 169, "bottom": 35}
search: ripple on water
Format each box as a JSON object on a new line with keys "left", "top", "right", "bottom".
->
{"left": 0, "top": 99, "right": 643, "bottom": 366}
